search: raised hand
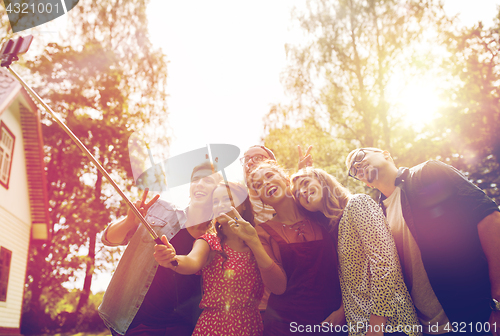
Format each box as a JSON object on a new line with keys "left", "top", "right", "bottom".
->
{"left": 127, "top": 188, "right": 160, "bottom": 223}
{"left": 154, "top": 235, "right": 177, "bottom": 269}
{"left": 222, "top": 207, "right": 260, "bottom": 247}
{"left": 298, "top": 145, "right": 313, "bottom": 170}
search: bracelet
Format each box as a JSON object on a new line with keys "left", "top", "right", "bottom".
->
{"left": 491, "top": 298, "right": 500, "bottom": 311}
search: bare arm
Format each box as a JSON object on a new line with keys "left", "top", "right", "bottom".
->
{"left": 224, "top": 211, "right": 287, "bottom": 294}
{"left": 153, "top": 235, "right": 211, "bottom": 275}
{"left": 250, "top": 238, "right": 287, "bottom": 295}
{"left": 104, "top": 190, "right": 160, "bottom": 245}
{"left": 366, "top": 314, "right": 388, "bottom": 336}
{"left": 103, "top": 215, "right": 140, "bottom": 245}
{"left": 478, "top": 211, "right": 500, "bottom": 336}
{"left": 322, "top": 300, "right": 346, "bottom": 327}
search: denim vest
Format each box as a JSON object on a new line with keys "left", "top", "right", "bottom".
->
{"left": 98, "top": 199, "right": 186, "bottom": 335}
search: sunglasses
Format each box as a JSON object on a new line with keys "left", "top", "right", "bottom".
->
{"left": 347, "top": 149, "right": 382, "bottom": 180}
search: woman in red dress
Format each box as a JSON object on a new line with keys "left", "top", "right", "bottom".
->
{"left": 154, "top": 181, "right": 264, "bottom": 336}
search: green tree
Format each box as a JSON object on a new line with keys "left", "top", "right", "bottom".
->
{"left": 433, "top": 10, "right": 500, "bottom": 204}
{"left": 22, "top": 0, "right": 169, "bottom": 330}
{"left": 263, "top": 116, "right": 370, "bottom": 195}
{"left": 263, "top": 0, "right": 448, "bottom": 176}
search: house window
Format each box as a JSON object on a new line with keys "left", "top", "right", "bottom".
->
{"left": 0, "top": 247, "right": 12, "bottom": 302}
{"left": 0, "top": 121, "right": 15, "bottom": 189}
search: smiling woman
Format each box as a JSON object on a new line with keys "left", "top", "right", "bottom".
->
{"left": 245, "top": 161, "right": 346, "bottom": 335}
{"left": 290, "top": 167, "right": 421, "bottom": 336}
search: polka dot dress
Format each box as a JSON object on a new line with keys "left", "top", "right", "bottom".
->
{"left": 338, "top": 194, "right": 421, "bottom": 336}
{"left": 192, "top": 233, "right": 264, "bottom": 336}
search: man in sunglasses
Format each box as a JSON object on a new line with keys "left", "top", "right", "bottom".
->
{"left": 346, "top": 148, "right": 500, "bottom": 336}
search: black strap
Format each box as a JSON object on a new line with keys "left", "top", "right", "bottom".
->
{"left": 395, "top": 167, "right": 410, "bottom": 186}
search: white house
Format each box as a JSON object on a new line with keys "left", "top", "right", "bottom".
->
{"left": 0, "top": 68, "right": 50, "bottom": 335}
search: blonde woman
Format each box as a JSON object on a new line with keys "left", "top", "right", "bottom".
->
{"left": 245, "top": 161, "right": 345, "bottom": 336}
{"left": 291, "top": 167, "right": 421, "bottom": 336}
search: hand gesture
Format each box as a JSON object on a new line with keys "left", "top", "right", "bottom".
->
{"left": 322, "top": 307, "right": 346, "bottom": 329}
{"left": 154, "top": 235, "right": 177, "bottom": 269}
{"left": 222, "top": 207, "right": 260, "bottom": 247}
{"left": 127, "top": 188, "right": 160, "bottom": 223}
{"left": 298, "top": 145, "right": 313, "bottom": 170}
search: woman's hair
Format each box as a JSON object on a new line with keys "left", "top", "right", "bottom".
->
{"left": 212, "top": 181, "right": 255, "bottom": 268}
{"left": 291, "top": 167, "right": 351, "bottom": 234}
{"left": 246, "top": 160, "right": 291, "bottom": 201}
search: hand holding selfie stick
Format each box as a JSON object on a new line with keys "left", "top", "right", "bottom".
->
{"left": 0, "top": 35, "right": 176, "bottom": 264}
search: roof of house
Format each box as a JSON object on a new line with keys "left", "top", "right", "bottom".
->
{"left": 0, "top": 67, "right": 50, "bottom": 242}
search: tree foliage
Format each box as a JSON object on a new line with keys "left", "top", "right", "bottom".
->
{"left": 264, "top": 116, "right": 369, "bottom": 195}
{"left": 270, "top": 0, "right": 445, "bottom": 148}
{"left": 264, "top": 0, "right": 500, "bottom": 208}
{"left": 433, "top": 11, "right": 500, "bottom": 204}
{"left": 22, "top": 0, "right": 169, "bottom": 331}
{"left": 263, "top": 0, "right": 449, "bottom": 194}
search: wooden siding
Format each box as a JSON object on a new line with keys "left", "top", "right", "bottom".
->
{"left": 0, "top": 206, "right": 30, "bottom": 329}
{"left": 0, "top": 105, "right": 31, "bottom": 225}
{"left": 19, "top": 105, "right": 50, "bottom": 240}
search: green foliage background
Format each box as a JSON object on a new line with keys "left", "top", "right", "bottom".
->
{"left": 262, "top": 0, "right": 500, "bottom": 206}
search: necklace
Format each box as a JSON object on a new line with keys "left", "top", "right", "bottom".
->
{"left": 281, "top": 220, "right": 315, "bottom": 243}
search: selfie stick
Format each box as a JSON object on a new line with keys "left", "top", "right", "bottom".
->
{"left": 0, "top": 36, "right": 169, "bottom": 251}
{"left": 205, "top": 145, "right": 237, "bottom": 211}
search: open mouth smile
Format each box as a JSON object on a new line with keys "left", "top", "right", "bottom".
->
{"left": 306, "top": 191, "right": 315, "bottom": 204}
{"left": 194, "top": 191, "right": 207, "bottom": 198}
{"left": 266, "top": 186, "right": 278, "bottom": 197}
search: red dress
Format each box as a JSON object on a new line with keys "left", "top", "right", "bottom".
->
{"left": 192, "top": 233, "right": 264, "bottom": 336}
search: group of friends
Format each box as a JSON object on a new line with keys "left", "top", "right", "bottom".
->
{"left": 98, "top": 145, "right": 500, "bottom": 336}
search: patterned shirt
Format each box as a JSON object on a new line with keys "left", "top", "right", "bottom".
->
{"left": 338, "top": 194, "right": 421, "bottom": 336}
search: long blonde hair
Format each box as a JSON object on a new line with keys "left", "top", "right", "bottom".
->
{"left": 291, "top": 167, "right": 351, "bottom": 233}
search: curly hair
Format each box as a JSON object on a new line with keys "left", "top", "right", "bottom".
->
{"left": 246, "top": 160, "right": 291, "bottom": 201}
{"left": 212, "top": 181, "right": 255, "bottom": 269}
{"left": 291, "top": 167, "right": 351, "bottom": 236}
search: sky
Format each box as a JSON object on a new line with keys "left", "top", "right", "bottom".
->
{"left": 145, "top": 0, "right": 305, "bottom": 208}
{"left": 18, "top": 0, "right": 500, "bottom": 293}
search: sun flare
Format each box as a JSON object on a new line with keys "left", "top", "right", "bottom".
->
{"left": 388, "top": 76, "right": 444, "bottom": 130}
